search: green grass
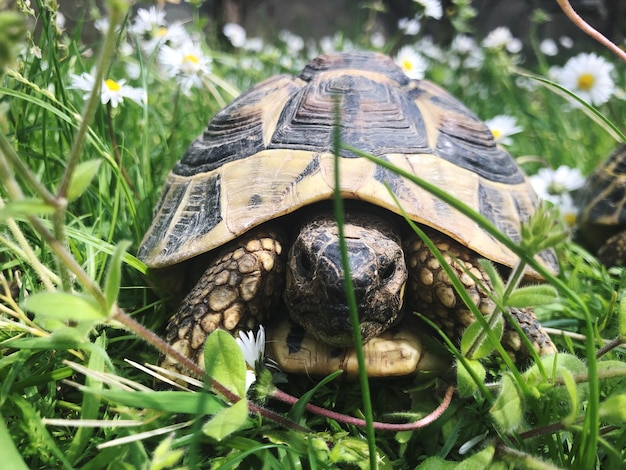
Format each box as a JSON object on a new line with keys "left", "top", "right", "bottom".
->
{"left": 1, "top": 1, "right": 626, "bottom": 468}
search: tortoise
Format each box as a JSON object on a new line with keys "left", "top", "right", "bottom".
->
{"left": 138, "top": 51, "right": 557, "bottom": 378}
{"left": 577, "top": 144, "right": 626, "bottom": 266}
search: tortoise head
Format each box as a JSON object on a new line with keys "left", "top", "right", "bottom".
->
{"left": 283, "top": 212, "right": 408, "bottom": 347}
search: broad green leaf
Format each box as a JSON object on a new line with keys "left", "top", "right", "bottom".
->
{"left": 507, "top": 285, "right": 558, "bottom": 308}
{"left": 0, "top": 411, "right": 29, "bottom": 470}
{"left": 0, "top": 198, "right": 56, "bottom": 220}
{"left": 457, "top": 358, "right": 485, "bottom": 398}
{"left": 599, "top": 394, "right": 626, "bottom": 425}
{"left": 104, "top": 240, "right": 131, "bottom": 311}
{"left": 460, "top": 315, "right": 503, "bottom": 359}
{"left": 202, "top": 399, "right": 248, "bottom": 441}
{"left": 490, "top": 373, "right": 522, "bottom": 432}
{"left": 203, "top": 329, "right": 247, "bottom": 397}
{"left": 66, "top": 159, "right": 102, "bottom": 202}
{"left": 24, "top": 291, "right": 106, "bottom": 321}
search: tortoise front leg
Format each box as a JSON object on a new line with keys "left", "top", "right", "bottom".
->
{"left": 405, "top": 231, "right": 556, "bottom": 362}
{"left": 161, "top": 229, "right": 286, "bottom": 373}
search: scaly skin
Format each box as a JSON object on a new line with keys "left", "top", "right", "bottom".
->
{"left": 160, "top": 214, "right": 556, "bottom": 376}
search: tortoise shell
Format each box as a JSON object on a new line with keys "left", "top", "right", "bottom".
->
{"left": 577, "top": 144, "right": 626, "bottom": 253}
{"left": 138, "top": 51, "right": 557, "bottom": 275}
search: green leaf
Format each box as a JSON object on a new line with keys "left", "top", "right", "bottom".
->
{"left": 490, "top": 373, "right": 522, "bottom": 432}
{"left": 203, "top": 329, "right": 247, "bottom": 397}
{"left": 0, "top": 411, "right": 29, "bottom": 470}
{"left": 460, "top": 314, "right": 503, "bottom": 359}
{"left": 104, "top": 240, "right": 131, "bottom": 311}
{"left": 66, "top": 159, "right": 102, "bottom": 202}
{"left": 202, "top": 399, "right": 248, "bottom": 441}
{"left": 618, "top": 293, "right": 626, "bottom": 338}
{"left": 507, "top": 285, "right": 558, "bottom": 308}
{"left": 0, "top": 198, "right": 56, "bottom": 220}
{"left": 24, "top": 291, "right": 107, "bottom": 321}
{"left": 79, "top": 388, "right": 226, "bottom": 415}
{"left": 457, "top": 358, "right": 485, "bottom": 398}
{"left": 478, "top": 259, "right": 504, "bottom": 297}
{"left": 599, "top": 394, "right": 626, "bottom": 425}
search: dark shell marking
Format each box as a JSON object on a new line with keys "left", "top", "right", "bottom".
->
{"left": 139, "top": 51, "right": 555, "bottom": 279}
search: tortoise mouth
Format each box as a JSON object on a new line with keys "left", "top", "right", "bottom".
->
{"left": 265, "top": 318, "right": 448, "bottom": 378}
{"left": 306, "top": 317, "right": 393, "bottom": 348}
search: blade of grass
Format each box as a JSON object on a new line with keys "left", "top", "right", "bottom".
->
{"left": 332, "top": 99, "right": 377, "bottom": 469}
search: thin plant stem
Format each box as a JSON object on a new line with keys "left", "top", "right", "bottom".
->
{"left": 556, "top": 0, "right": 626, "bottom": 63}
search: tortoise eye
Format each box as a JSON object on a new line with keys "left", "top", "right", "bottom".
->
{"left": 380, "top": 260, "right": 396, "bottom": 282}
{"left": 296, "top": 246, "right": 313, "bottom": 275}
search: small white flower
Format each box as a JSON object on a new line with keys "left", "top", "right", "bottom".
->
{"left": 554, "top": 52, "right": 615, "bottom": 106}
{"left": 414, "top": 0, "right": 443, "bottom": 20}
{"left": 398, "top": 17, "right": 421, "bottom": 35}
{"left": 223, "top": 22, "right": 247, "bottom": 48}
{"left": 236, "top": 326, "right": 266, "bottom": 390}
{"left": 484, "top": 115, "right": 523, "bottom": 145}
{"left": 244, "top": 37, "right": 264, "bottom": 52}
{"left": 395, "top": 46, "right": 428, "bottom": 79}
{"left": 130, "top": 6, "right": 167, "bottom": 36}
{"left": 539, "top": 38, "right": 558, "bottom": 56}
{"left": 55, "top": 12, "right": 66, "bottom": 32}
{"left": 279, "top": 30, "right": 305, "bottom": 54}
{"left": 370, "top": 31, "right": 386, "bottom": 49}
{"left": 451, "top": 34, "right": 477, "bottom": 55}
{"left": 69, "top": 72, "right": 145, "bottom": 108}
{"left": 559, "top": 36, "right": 574, "bottom": 49}
{"left": 140, "top": 22, "right": 191, "bottom": 55}
{"left": 482, "top": 26, "right": 521, "bottom": 53}
{"left": 159, "top": 41, "right": 212, "bottom": 95}
{"left": 529, "top": 166, "right": 585, "bottom": 225}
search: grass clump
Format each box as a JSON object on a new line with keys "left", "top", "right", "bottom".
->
{"left": 1, "top": 0, "right": 626, "bottom": 468}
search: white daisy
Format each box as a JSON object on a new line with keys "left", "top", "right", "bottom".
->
{"left": 484, "top": 115, "right": 523, "bottom": 145}
{"left": 69, "top": 72, "right": 145, "bottom": 108}
{"left": 279, "top": 30, "right": 305, "bottom": 55}
{"left": 243, "top": 37, "right": 264, "bottom": 52}
{"left": 529, "top": 166, "right": 585, "bottom": 225}
{"left": 554, "top": 52, "right": 615, "bottom": 106}
{"left": 370, "top": 31, "right": 386, "bottom": 49}
{"left": 395, "top": 46, "right": 428, "bottom": 79}
{"left": 539, "top": 38, "right": 558, "bottom": 56}
{"left": 223, "top": 22, "right": 247, "bottom": 48}
{"left": 140, "top": 22, "right": 191, "bottom": 55}
{"left": 130, "top": 6, "right": 167, "bottom": 37}
{"left": 158, "top": 41, "right": 211, "bottom": 95}
{"left": 559, "top": 36, "right": 574, "bottom": 49}
{"left": 414, "top": 0, "right": 443, "bottom": 20}
{"left": 398, "top": 17, "right": 421, "bottom": 35}
{"left": 235, "top": 326, "right": 266, "bottom": 391}
{"left": 482, "top": 26, "right": 522, "bottom": 53}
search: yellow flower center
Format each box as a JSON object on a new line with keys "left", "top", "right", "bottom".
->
{"left": 183, "top": 54, "right": 200, "bottom": 65}
{"left": 491, "top": 129, "right": 502, "bottom": 140}
{"left": 577, "top": 73, "right": 595, "bottom": 91}
{"left": 156, "top": 26, "right": 168, "bottom": 38}
{"left": 105, "top": 79, "right": 121, "bottom": 92}
{"left": 401, "top": 60, "right": 413, "bottom": 71}
{"left": 564, "top": 212, "right": 577, "bottom": 227}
